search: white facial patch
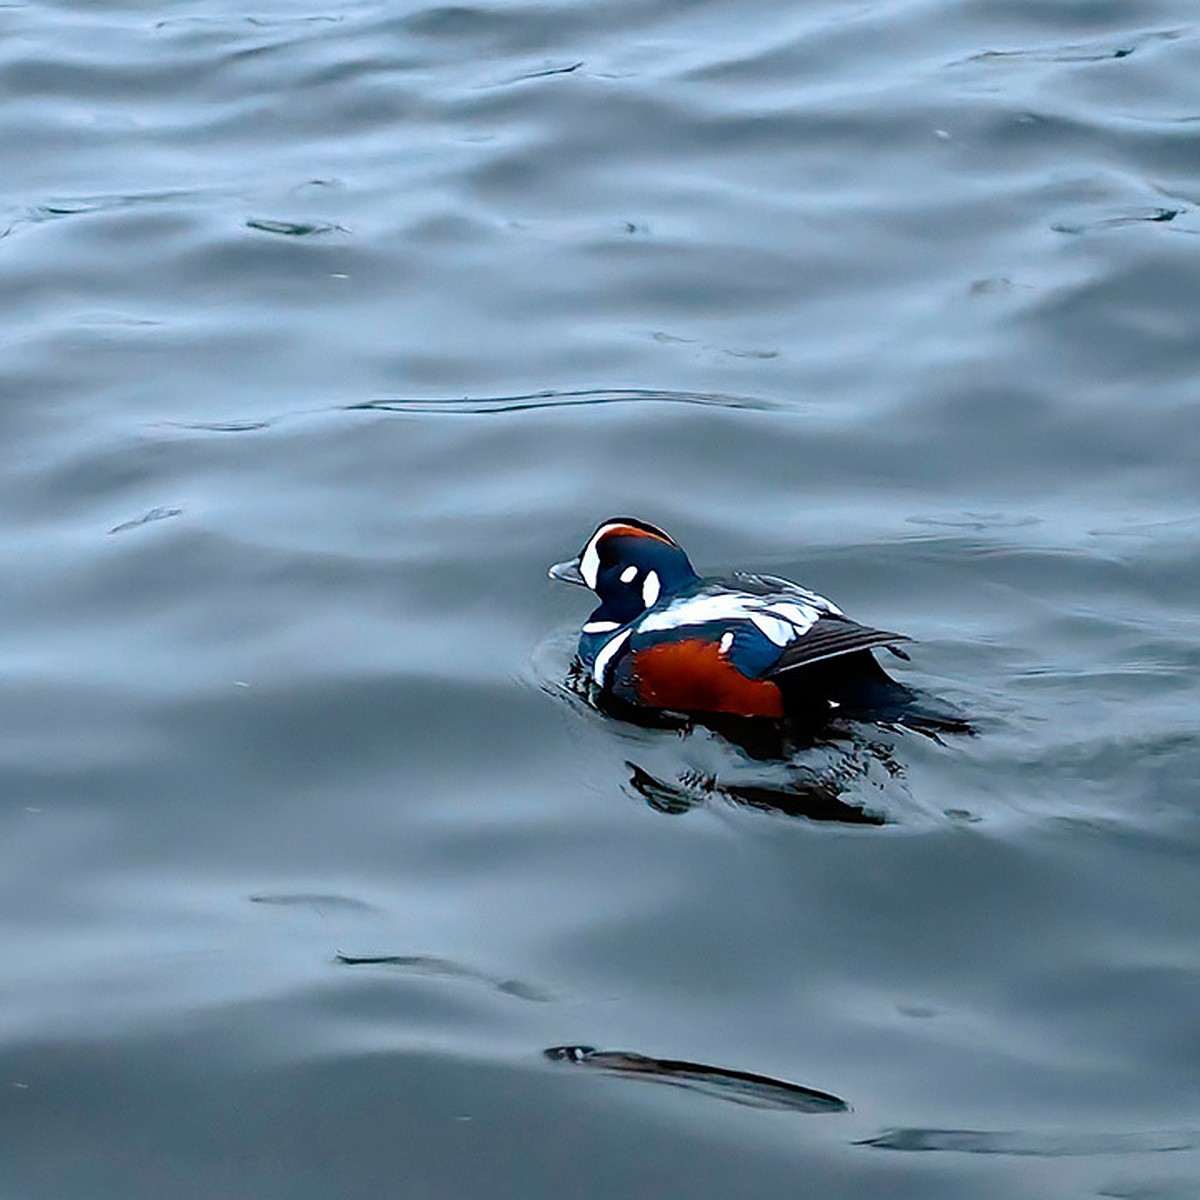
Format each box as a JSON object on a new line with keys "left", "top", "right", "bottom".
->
{"left": 620, "top": 564, "right": 638, "bottom": 584}
{"left": 579, "top": 539, "right": 601, "bottom": 590}
{"left": 580, "top": 522, "right": 635, "bottom": 591}
{"left": 592, "top": 628, "right": 632, "bottom": 686}
{"left": 642, "top": 570, "right": 660, "bottom": 608}
{"left": 718, "top": 632, "right": 734, "bottom": 655}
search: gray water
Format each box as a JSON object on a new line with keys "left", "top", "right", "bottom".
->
{"left": 2, "top": 1, "right": 1200, "bottom": 1197}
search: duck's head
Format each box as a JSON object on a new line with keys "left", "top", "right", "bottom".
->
{"left": 549, "top": 517, "right": 698, "bottom": 626}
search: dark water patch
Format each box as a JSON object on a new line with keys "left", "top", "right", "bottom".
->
{"left": 160, "top": 418, "right": 275, "bottom": 434}
{"left": 861, "top": 1127, "right": 1200, "bottom": 1156}
{"left": 1015, "top": 252, "right": 1200, "bottom": 383}
{"left": 488, "top": 60, "right": 584, "bottom": 87}
{"left": 966, "top": 277, "right": 1033, "bottom": 297}
{"left": 907, "top": 511, "right": 1043, "bottom": 532}
{"left": 944, "top": 807, "right": 984, "bottom": 824}
{"left": 245, "top": 217, "right": 349, "bottom": 237}
{"left": 73, "top": 312, "right": 165, "bottom": 329}
{"left": 107, "top": 506, "right": 182, "bottom": 536}
{"left": 545, "top": 1046, "right": 849, "bottom": 1113}
{"left": 1099, "top": 1181, "right": 1200, "bottom": 1200}
{"left": 336, "top": 952, "right": 553, "bottom": 1002}
{"left": 250, "top": 893, "right": 379, "bottom": 915}
{"left": 647, "top": 330, "right": 781, "bottom": 359}
{"left": 154, "top": 14, "right": 344, "bottom": 32}
{"left": 34, "top": 193, "right": 192, "bottom": 219}
{"left": 1154, "top": 182, "right": 1200, "bottom": 206}
{"left": 2, "top": 189, "right": 216, "bottom": 239}
{"left": 720, "top": 774, "right": 891, "bottom": 824}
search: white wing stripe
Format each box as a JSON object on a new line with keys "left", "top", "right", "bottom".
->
{"left": 750, "top": 613, "right": 795, "bottom": 646}
{"left": 638, "top": 593, "right": 819, "bottom": 643}
{"left": 764, "top": 600, "right": 822, "bottom": 628}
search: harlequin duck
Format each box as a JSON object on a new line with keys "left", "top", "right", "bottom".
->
{"left": 549, "top": 517, "right": 968, "bottom": 733}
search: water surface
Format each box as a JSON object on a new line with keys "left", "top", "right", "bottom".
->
{"left": 2, "top": 1, "right": 1199, "bottom": 1197}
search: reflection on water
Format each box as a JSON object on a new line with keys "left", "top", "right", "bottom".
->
{"left": 554, "top": 653, "right": 966, "bottom": 824}
{"left": 625, "top": 761, "right": 889, "bottom": 825}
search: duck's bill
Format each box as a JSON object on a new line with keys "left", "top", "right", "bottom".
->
{"left": 548, "top": 558, "right": 586, "bottom": 586}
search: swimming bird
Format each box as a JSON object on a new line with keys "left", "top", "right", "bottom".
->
{"left": 549, "top": 517, "right": 967, "bottom": 733}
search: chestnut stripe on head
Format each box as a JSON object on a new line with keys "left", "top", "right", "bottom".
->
{"left": 578, "top": 520, "right": 676, "bottom": 590}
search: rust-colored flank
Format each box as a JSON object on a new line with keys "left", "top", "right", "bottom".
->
{"left": 632, "top": 639, "right": 784, "bottom": 719}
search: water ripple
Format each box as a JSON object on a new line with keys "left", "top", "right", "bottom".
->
{"left": 157, "top": 386, "right": 776, "bottom": 438}
{"left": 245, "top": 217, "right": 349, "bottom": 237}
{"left": 545, "top": 1046, "right": 849, "bottom": 1113}
{"left": 953, "top": 28, "right": 1186, "bottom": 66}
{"left": 107, "top": 505, "right": 182, "bottom": 536}
{"left": 347, "top": 387, "right": 777, "bottom": 416}
{"left": 4, "top": 0, "right": 1200, "bottom": 1193}
{"left": 861, "top": 1127, "right": 1200, "bottom": 1157}
{"left": 337, "top": 952, "right": 553, "bottom": 1003}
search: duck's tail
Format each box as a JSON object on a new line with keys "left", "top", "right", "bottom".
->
{"left": 777, "top": 651, "right": 974, "bottom": 738}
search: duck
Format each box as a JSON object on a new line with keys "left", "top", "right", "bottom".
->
{"left": 549, "top": 516, "right": 968, "bottom": 733}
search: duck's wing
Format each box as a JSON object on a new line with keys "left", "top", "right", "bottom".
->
{"left": 765, "top": 614, "right": 913, "bottom": 677}
{"left": 635, "top": 586, "right": 910, "bottom": 677}
{"left": 728, "top": 575, "right": 911, "bottom": 668}
{"left": 729, "top": 571, "right": 842, "bottom": 614}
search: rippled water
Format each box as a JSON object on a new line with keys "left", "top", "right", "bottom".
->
{"left": 2, "top": 1, "right": 1199, "bottom": 1196}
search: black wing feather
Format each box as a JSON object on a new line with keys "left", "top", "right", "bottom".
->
{"left": 766, "top": 615, "right": 913, "bottom": 677}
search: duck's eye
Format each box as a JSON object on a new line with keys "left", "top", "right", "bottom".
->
{"left": 619, "top": 565, "right": 638, "bottom": 583}
{"left": 642, "top": 570, "right": 660, "bottom": 607}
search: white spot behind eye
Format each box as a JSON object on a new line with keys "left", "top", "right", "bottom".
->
{"left": 642, "top": 570, "right": 660, "bottom": 607}
{"left": 718, "top": 631, "right": 734, "bottom": 654}
{"left": 620, "top": 565, "right": 638, "bottom": 584}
